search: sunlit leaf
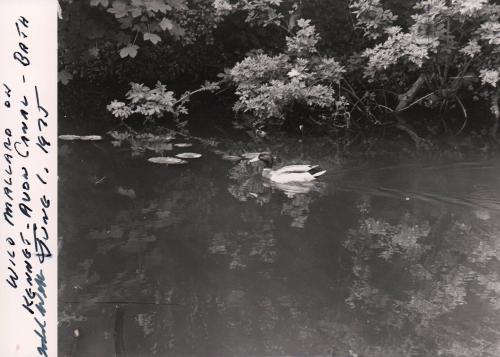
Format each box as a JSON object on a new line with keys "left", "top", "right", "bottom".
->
{"left": 143, "top": 32, "right": 162, "bottom": 44}
{"left": 80, "top": 135, "right": 103, "bottom": 141}
{"left": 58, "top": 135, "right": 81, "bottom": 141}
{"left": 159, "top": 17, "right": 174, "bottom": 31}
{"left": 175, "top": 152, "right": 202, "bottom": 159}
{"left": 241, "top": 152, "right": 260, "bottom": 159}
{"left": 146, "top": 0, "right": 171, "bottom": 13}
{"left": 119, "top": 44, "right": 139, "bottom": 58}
{"left": 107, "top": 0, "right": 128, "bottom": 18}
{"left": 81, "top": 135, "right": 103, "bottom": 141}
{"left": 174, "top": 143, "right": 192, "bottom": 148}
{"left": 147, "top": 157, "right": 188, "bottom": 164}
{"left": 59, "top": 134, "right": 103, "bottom": 141}
{"left": 222, "top": 155, "right": 243, "bottom": 162}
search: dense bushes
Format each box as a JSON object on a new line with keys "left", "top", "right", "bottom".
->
{"left": 59, "top": 0, "right": 500, "bottom": 138}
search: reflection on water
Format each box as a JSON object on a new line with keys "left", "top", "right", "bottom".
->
{"left": 59, "top": 133, "right": 500, "bottom": 357}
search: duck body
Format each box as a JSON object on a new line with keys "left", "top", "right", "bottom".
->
{"left": 250, "top": 153, "right": 326, "bottom": 184}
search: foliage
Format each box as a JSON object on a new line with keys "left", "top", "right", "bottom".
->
{"left": 229, "top": 18, "right": 348, "bottom": 127}
{"left": 107, "top": 80, "right": 220, "bottom": 122}
{"left": 351, "top": 0, "right": 500, "bottom": 114}
{"left": 60, "top": 0, "right": 500, "bottom": 139}
{"left": 224, "top": 0, "right": 500, "bottom": 135}
{"left": 342, "top": 192, "right": 500, "bottom": 357}
{"left": 107, "top": 82, "right": 186, "bottom": 120}
{"left": 350, "top": 0, "right": 398, "bottom": 40}
{"left": 58, "top": 0, "right": 223, "bottom": 83}
{"left": 213, "top": 0, "right": 286, "bottom": 27}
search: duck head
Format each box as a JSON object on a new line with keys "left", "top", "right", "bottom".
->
{"left": 249, "top": 152, "right": 274, "bottom": 168}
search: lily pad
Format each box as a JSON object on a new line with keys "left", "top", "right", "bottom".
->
{"left": 80, "top": 135, "right": 103, "bottom": 141}
{"left": 59, "top": 134, "right": 103, "bottom": 141}
{"left": 175, "top": 152, "right": 202, "bottom": 159}
{"left": 174, "top": 143, "right": 192, "bottom": 148}
{"left": 59, "top": 135, "right": 81, "bottom": 141}
{"left": 148, "top": 157, "right": 188, "bottom": 165}
{"left": 222, "top": 155, "right": 243, "bottom": 162}
{"left": 241, "top": 152, "right": 260, "bottom": 159}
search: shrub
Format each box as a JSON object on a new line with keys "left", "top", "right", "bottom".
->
{"left": 229, "top": 18, "right": 348, "bottom": 127}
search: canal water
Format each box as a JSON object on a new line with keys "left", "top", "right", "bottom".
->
{"left": 58, "top": 113, "right": 500, "bottom": 357}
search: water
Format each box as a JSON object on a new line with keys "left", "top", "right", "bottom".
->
{"left": 58, "top": 122, "right": 500, "bottom": 356}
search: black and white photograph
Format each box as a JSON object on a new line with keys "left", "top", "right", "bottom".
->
{"left": 3, "top": 0, "right": 500, "bottom": 356}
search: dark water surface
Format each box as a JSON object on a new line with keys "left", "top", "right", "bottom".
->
{"left": 59, "top": 124, "right": 500, "bottom": 357}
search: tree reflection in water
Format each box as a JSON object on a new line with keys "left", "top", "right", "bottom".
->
{"left": 59, "top": 135, "right": 500, "bottom": 357}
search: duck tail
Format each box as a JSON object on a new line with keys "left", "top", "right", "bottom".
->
{"left": 308, "top": 166, "right": 326, "bottom": 178}
{"left": 312, "top": 170, "right": 326, "bottom": 178}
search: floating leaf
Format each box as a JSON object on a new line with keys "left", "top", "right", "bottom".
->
{"left": 59, "top": 134, "right": 103, "bottom": 141}
{"left": 58, "top": 135, "right": 80, "bottom": 141}
{"left": 148, "top": 157, "right": 188, "bottom": 164}
{"left": 174, "top": 143, "right": 192, "bottom": 148}
{"left": 143, "top": 32, "right": 162, "bottom": 44}
{"left": 159, "top": 17, "right": 174, "bottom": 31}
{"left": 81, "top": 135, "right": 103, "bottom": 141}
{"left": 175, "top": 152, "right": 202, "bottom": 159}
{"left": 222, "top": 155, "right": 243, "bottom": 162}
{"left": 241, "top": 152, "right": 260, "bottom": 159}
{"left": 119, "top": 44, "right": 139, "bottom": 58}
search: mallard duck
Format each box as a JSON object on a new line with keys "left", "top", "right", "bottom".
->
{"left": 249, "top": 153, "right": 326, "bottom": 183}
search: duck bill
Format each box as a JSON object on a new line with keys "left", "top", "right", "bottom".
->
{"left": 248, "top": 156, "right": 260, "bottom": 163}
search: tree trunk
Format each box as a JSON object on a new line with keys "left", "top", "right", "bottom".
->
{"left": 396, "top": 73, "right": 427, "bottom": 112}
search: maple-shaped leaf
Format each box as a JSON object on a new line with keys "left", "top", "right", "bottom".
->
{"left": 107, "top": 0, "right": 128, "bottom": 18}
{"left": 119, "top": 44, "right": 139, "bottom": 58}
{"left": 143, "top": 32, "right": 162, "bottom": 44}
{"left": 159, "top": 17, "right": 174, "bottom": 31}
{"left": 146, "top": 0, "right": 171, "bottom": 13}
{"left": 58, "top": 70, "right": 73, "bottom": 85}
{"left": 169, "top": 22, "right": 185, "bottom": 39}
{"left": 90, "top": 0, "right": 109, "bottom": 7}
